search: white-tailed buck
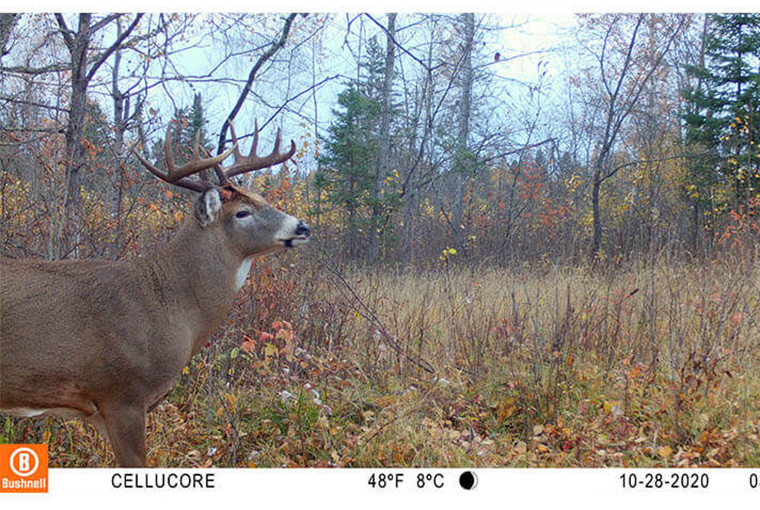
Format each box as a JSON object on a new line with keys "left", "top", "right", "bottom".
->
{"left": 0, "top": 121, "right": 310, "bottom": 466}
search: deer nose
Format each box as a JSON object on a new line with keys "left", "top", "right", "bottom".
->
{"left": 295, "top": 221, "right": 311, "bottom": 238}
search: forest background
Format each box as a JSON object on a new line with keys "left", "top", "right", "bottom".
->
{"left": 1, "top": 13, "right": 758, "bottom": 467}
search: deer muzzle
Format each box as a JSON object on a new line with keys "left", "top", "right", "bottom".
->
{"left": 281, "top": 221, "right": 311, "bottom": 248}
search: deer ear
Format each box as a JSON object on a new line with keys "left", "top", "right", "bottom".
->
{"left": 194, "top": 188, "right": 223, "bottom": 228}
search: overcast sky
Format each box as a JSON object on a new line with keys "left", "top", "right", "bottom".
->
{"left": 151, "top": 13, "right": 580, "bottom": 152}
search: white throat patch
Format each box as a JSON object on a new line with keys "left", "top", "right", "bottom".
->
{"left": 236, "top": 256, "right": 254, "bottom": 290}
{"left": 5, "top": 407, "right": 48, "bottom": 417}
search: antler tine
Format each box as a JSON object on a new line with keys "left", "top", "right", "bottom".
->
{"left": 226, "top": 120, "right": 244, "bottom": 161}
{"left": 273, "top": 127, "right": 282, "bottom": 154}
{"left": 192, "top": 130, "right": 202, "bottom": 159}
{"left": 133, "top": 146, "right": 206, "bottom": 192}
{"left": 219, "top": 119, "right": 297, "bottom": 181}
{"left": 164, "top": 122, "right": 237, "bottom": 182}
{"left": 134, "top": 121, "right": 237, "bottom": 192}
{"left": 215, "top": 121, "right": 238, "bottom": 185}
{"left": 251, "top": 119, "right": 259, "bottom": 156}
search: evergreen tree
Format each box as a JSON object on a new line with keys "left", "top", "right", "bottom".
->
{"left": 187, "top": 92, "right": 210, "bottom": 150}
{"left": 316, "top": 85, "right": 381, "bottom": 258}
{"left": 315, "top": 41, "right": 389, "bottom": 259}
{"left": 151, "top": 94, "right": 211, "bottom": 171}
{"left": 683, "top": 14, "right": 760, "bottom": 220}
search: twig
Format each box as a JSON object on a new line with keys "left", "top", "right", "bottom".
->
{"left": 315, "top": 250, "right": 436, "bottom": 374}
{"left": 216, "top": 13, "right": 298, "bottom": 160}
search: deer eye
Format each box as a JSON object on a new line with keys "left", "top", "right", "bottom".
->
{"left": 235, "top": 210, "right": 251, "bottom": 219}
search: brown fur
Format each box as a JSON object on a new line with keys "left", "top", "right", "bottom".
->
{"left": 0, "top": 188, "right": 307, "bottom": 466}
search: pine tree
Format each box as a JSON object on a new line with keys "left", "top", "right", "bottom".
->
{"left": 683, "top": 14, "right": 760, "bottom": 221}
{"left": 188, "top": 92, "right": 210, "bottom": 150}
{"left": 315, "top": 41, "right": 388, "bottom": 259}
{"left": 316, "top": 85, "right": 381, "bottom": 258}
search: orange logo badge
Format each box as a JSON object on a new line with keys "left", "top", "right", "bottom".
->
{"left": 0, "top": 444, "right": 48, "bottom": 493}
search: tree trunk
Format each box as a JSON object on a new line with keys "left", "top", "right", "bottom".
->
{"left": 347, "top": 173, "right": 356, "bottom": 260}
{"left": 0, "top": 13, "right": 18, "bottom": 60}
{"left": 402, "top": 191, "right": 416, "bottom": 269}
{"left": 62, "top": 14, "right": 93, "bottom": 258}
{"left": 591, "top": 163, "right": 603, "bottom": 260}
{"left": 369, "top": 13, "right": 396, "bottom": 262}
{"left": 109, "top": 21, "right": 127, "bottom": 259}
{"left": 54, "top": 13, "right": 142, "bottom": 258}
{"left": 452, "top": 13, "right": 474, "bottom": 253}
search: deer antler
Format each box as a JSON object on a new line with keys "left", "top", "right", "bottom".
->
{"left": 215, "top": 120, "right": 297, "bottom": 185}
{"left": 134, "top": 122, "right": 237, "bottom": 192}
{"left": 135, "top": 120, "right": 296, "bottom": 192}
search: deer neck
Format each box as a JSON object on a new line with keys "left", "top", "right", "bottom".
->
{"left": 139, "top": 219, "right": 248, "bottom": 353}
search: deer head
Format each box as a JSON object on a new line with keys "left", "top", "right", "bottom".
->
{"left": 136, "top": 120, "right": 310, "bottom": 258}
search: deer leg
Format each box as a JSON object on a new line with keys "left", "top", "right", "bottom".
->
{"left": 100, "top": 404, "right": 147, "bottom": 467}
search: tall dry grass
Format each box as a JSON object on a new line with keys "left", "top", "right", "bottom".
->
{"left": 5, "top": 254, "right": 759, "bottom": 467}
{"left": 287, "top": 255, "right": 759, "bottom": 466}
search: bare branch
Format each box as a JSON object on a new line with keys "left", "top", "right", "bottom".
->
{"left": 0, "top": 62, "right": 71, "bottom": 74}
{"left": 54, "top": 13, "right": 74, "bottom": 52}
{"left": 365, "top": 13, "right": 439, "bottom": 73}
{"left": 216, "top": 13, "right": 299, "bottom": 158}
{"left": 90, "top": 14, "right": 121, "bottom": 34}
{"left": 0, "top": 95, "right": 70, "bottom": 113}
{"left": 85, "top": 14, "right": 143, "bottom": 84}
{"left": 0, "top": 13, "right": 18, "bottom": 59}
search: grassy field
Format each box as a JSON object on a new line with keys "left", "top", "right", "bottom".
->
{"left": 5, "top": 255, "right": 759, "bottom": 467}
